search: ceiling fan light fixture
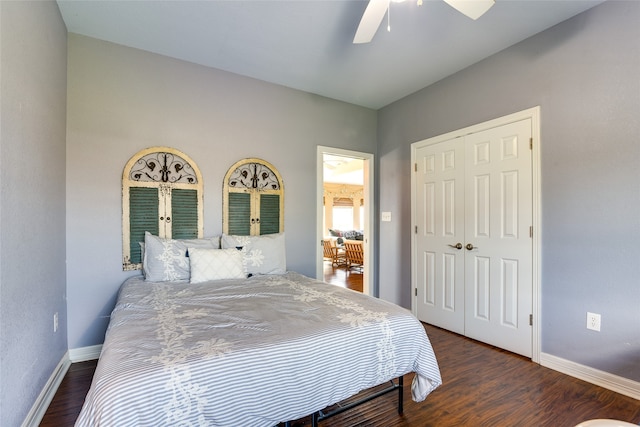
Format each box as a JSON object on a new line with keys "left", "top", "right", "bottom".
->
{"left": 443, "top": 0, "right": 495, "bottom": 20}
{"left": 354, "top": 0, "right": 493, "bottom": 44}
{"left": 353, "top": 0, "right": 391, "bottom": 44}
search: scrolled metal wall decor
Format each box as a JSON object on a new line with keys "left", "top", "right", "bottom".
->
{"left": 228, "top": 162, "right": 280, "bottom": 190}
{"left": 129, "top": 152, "right": 197, "bottom": 184}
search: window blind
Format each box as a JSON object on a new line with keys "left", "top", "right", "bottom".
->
{"left": 228, "top": 192, "right": 251, "bottom": 235}
{"left": 259, "top": 194, "right": 280, "bottom": 235}
{"left": 171, "top": 189, "right": 198, "bottom": 239}
{"left": 129, "top": 187, "right": 159, "bottom": 264}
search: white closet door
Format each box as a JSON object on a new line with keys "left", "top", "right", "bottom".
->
{"left": 413, "top": 118, "right": 533, "bottom": 358}
{"left": 415, "top": 138, "right": 465, "bottom": 334}
{"left": 464, "top": 119, "right": 533, "bottom": 357}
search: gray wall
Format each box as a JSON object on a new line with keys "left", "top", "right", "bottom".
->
{"left": 66, "top": 34, "right": 377, "bottom": 349}
{"left": 378, "top": 0, "right": 640, "bottom": 382}
{"left": 0, "top": 1, "right": 68, "bottom": 425}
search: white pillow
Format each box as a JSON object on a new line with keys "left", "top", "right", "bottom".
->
{"left": 220, "top": 232, "right": 286, "bottom": 275}
{"left": 143, "top": 232, "right": 219, "bottom": 282}
{"left": 189, "top": 248, "right": 247, "bottom": 283}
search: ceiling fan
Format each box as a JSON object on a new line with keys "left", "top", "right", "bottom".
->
{"left": 353, "top": 0, "right": 495, "bottom": 44}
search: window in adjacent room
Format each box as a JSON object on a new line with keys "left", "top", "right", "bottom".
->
{"left": 332, "top": 205, "right": 354, "bottom": 231}
{"left": 122, "top": 147, "right": 203, "bottom": 271}
{"left": 223, "top": 158, "right": 284, "bottom": 236}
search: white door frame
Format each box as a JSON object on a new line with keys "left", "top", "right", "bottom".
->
{"left": 410, "top": 106, "right": 541, "bottom": 363}
{"left": 317, "top": 146, "right": 374, "bottom": 296}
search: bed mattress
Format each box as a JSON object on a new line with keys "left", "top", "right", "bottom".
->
{"left": 75, "top": 272, "right": 441, "bottom": 426}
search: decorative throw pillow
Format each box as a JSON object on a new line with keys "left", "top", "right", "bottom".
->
{"left": 328, "top": 229, "right": 342, "bottom": 237}
{"left": 220, "top": 232, "right": 286, "bottom": 275}
{"left": 143, "top": 232, "right": 218, "bottom": 282}
{"left": 189, "top": 248, "right": 246, "bottom": 283}
{"left": 342, "top": 230, "right": 358, "bottom": 240}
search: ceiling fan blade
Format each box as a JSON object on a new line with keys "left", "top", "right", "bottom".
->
{"left": 443, "top": 0, "right": 495, "bottom": 20}
{"left": 353, "top": 0, "right": 391, "bottom": 44}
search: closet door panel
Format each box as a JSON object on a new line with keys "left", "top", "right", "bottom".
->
{"left": 414, "top": 138, "right": 465, "bottom": 335}
{"left": 464, "top": 118, "right": 533, "bottom": 358}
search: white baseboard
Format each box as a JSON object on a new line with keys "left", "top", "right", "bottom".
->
{"left": 21, "top": 346, "right": 102, "bottom": 427}
{"left": 21, "top": 352, "right": 71, "bottom": 427}
{"left": 540, "top": 352, "right": 640, "bottom": 400}
{"left": 69, "top": 344, "right": 102, "bottom": 362}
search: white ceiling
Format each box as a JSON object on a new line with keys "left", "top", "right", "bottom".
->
{"left": 324, "top": 154, "right": 364, "bottom": 185}
{"left": 57, "top": 0, "right": 604, "bottom": 109}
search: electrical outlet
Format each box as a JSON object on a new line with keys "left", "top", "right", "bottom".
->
{"left": 53, "top": 312, "right": 59, "bottom": 333}
{"left": 586, "top": 312, "right": 601, "bottom": 332}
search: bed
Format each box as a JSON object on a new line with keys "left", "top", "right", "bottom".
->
{"left": 76, "top": 235, "right": 441, "bottom": 426}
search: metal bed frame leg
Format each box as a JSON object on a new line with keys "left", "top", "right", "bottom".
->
{"left": 289, "top": 375, "right": 404, "bottom": 427}
{"left": 398, "top": 375, "right": 404, "bottom": 414}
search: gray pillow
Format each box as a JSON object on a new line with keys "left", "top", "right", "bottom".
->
{"left": 220, "top": 232, "right": 286, "bottom": 275}
{"left": 143, "top": 232, "right": 218, "bottom": 282}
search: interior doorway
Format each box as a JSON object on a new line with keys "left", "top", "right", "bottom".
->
{"left": 316, "top": 146, "right": 374, "bottom": 296}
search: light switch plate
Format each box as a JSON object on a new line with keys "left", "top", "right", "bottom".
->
{"left": 381, "top": 212, "right": 391, "bottom": 222}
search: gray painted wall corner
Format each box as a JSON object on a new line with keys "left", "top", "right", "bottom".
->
{"left": 0, "top": 1, "right": 68, "bottom": 425}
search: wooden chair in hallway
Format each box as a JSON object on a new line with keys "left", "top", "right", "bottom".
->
{"left": 323, "top": 239, "right": 346, "bottom": 267}
{"left": 344, "top": 241, "right": 364, "bottom": 272}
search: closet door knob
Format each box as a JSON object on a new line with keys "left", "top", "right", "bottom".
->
{"left": 448, "top": 243, "right": 463, "bottom": 250}
{"left": 466, "top": 243, "right": 475, "bottom": 251}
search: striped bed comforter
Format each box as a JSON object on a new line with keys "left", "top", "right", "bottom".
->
{"left": 75, "top": 272, "right": 441, "bottom": 426}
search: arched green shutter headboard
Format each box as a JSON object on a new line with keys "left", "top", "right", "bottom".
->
{"left": 223, "top": 158, "right": 284, "bottom": 236}
{"left": 122, "top": 147, "right": 203, "bottom": 270}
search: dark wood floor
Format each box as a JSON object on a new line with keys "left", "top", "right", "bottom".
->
{"left": 324, "top": 259, "right": 363, "bottom": 293}
{"left": 41, "top": 264, "right": 638, "bottom": 426}
{"left": 41, "top": 323, "right": 639, "bottom": 426}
